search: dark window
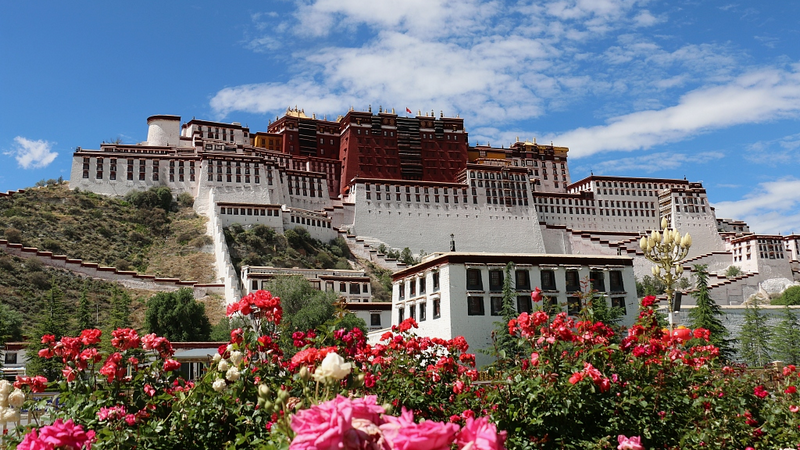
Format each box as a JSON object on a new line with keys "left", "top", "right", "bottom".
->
{"left": 590, "top": 271, "right": 605, "bottom": 292}
{"left": 541, "top": 270, "right": 556, "bottom": 290}
{"left": 419, "top": 277, "right": 426, "bottom": 294}
{"left": 409, "top": 304, "right": 416, "bottom": 320}
{"left": 566, "top": 270, "right": 580, "bottom": 292}
{"left": 515, "top": 270, "right": 530, "bottom": 290}
{"left": 433, "top": 272, "right": 440, "bottom": 291}
{"left": 340, "top": 282, "right": 347, "bottom": 293}
{"left": 567, "top": 297, "right": 582, "bottom": 315}
{"left": 4, "top": 352, "right": 17, "bottom": 364}
{"left": 610, "top": 271, "right": 625, "bottom": 292}
{"left": 433, "top": 299, "right": 441, "bottom": 319}
{"left": 410, "top": 279, "right": 416, "bottom": 297}
{"left": 517, "top": 295, "right": 532, "bottom": 314}
{"left": 350, "top": 283, "right": 361, "bottom": 295}
{"left": 490, "top": 297, "right": 503, "bottom": 316}
{"left": 398, "top": 281, "right": 404, "bottom": 299}
{"left": 611, "top": 297, "right": 627, "bottom": 314}
{"left": 419, "top": 302, "right": 427, "bottom": 321}
{"left": 467, "top": 269, "right": 483, "bottom": 290}
{"left": 251, "top": 280, "right": 258, "bottom": 291}
{"left": 467, "top": 296, "right": 485, "bottom": 315}
{"left": 398, "top": 307, "right": 404, "bottom": 323}
{"left": 371, "top": 313, "right": 382, "bottom": 327}
{"left": 489, "top": 270, "right": 503, "bottom": 292}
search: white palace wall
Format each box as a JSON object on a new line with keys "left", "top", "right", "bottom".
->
{"left": 346, "top": 183, "right": 546, "bottom": 255}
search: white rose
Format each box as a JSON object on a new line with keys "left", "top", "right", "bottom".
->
{"left": 0, "top": 393, "right": 7, "bottom": 408}
{"left": 7, "top": 389, "right": 24, "bottom": 408}
{"left": 0, "top": 380, "right": 12, "bottom": 395}
{"left": 218, "top": 360, "right": 229, "bottom": 372}
{"left": 313, "top": 352, "right": 352, "bottom": 382}
{"left": 225, "top": 367, "right": 241, "bottom": 382}
{"left": 1, "top": 407, "right": 19, "bottom": 423}
{"left": 212, "top": 353, "right": 222, "bottom": 363}
{"left": 212, "top": 378, "right": 227, "bottom": 392}
{"left": 229, "top": 351, "right": 243, "bottom": 366}
{"left": 226, "top": 344, "right": 234, "bottom": 353}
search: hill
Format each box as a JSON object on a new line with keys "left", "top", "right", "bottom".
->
{"left": 0, "top": 183, "right": 215, "bottom": 282}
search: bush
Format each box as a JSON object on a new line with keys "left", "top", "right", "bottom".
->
{"left": 145, "top": 288, "right": 211, "bottom": 341}
{"left": 4, "top": 227, "right": 22, "bottom": 243}
{"left": 176, "top": 191, "right": 194, "bottom": 208}
{"left": 114, "top": 259, "right": 132, "bottom": 271}
{"left": 774, "top": 285, "right": 800, "bottom": 305}
{"left": 725, "top": 265, "right": 743, "bottom": 278}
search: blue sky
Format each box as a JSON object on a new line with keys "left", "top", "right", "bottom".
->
{"left": 2, "top": 1, "right": 800, "bottom": 234}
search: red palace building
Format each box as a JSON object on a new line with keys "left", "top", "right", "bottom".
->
{"left": 266, "top": 107, "right": 468, "bottom": 197}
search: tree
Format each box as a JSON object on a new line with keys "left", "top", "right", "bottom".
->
{"left": 773, "top": 286, "right": 800, "bottom": 305}
{"left": 108, "top": 288, "right": 132, "bottom": 330}
{"left": 76, "top": 285, "right": 95, "bottom": 331}
{"left": 738, "top": 295, "right": 772, "bottom": 367}
{"left": 27, "top": 285, "right": 72, "bottom": 379}
{"left": 771, "top": 306, "right": 800, "bottom": 365}
{"left": 490, "top": 262, "right": 525, "bottom": 365}
{"left": 636, "top": 275, "right": 665, "bottom": 297}
{"left": 145, "top": 288, "right": 212, "bottom": 342}
{"left": 399, "top": 247, "right": 416, "bottom": 266}
{"left": 0, "top": 303, "right": 23, "bottom": 370}
{"left": 262, "top": 275, "right": 337, "bottom": 354}
{"left": 687, "top": 265, "right": 735, "bottom": 360}
{"left": 725, "top": 265, "right": 742, "bottom": 278}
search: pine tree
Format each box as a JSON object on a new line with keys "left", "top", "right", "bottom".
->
{"left": 490, "top": 262, "right": 524, "bottom": 364}
{"left": 76, "top": 284, "right": 95, "bottom": 331}
{"left": 26, "top": 285, "right": 72, "bottom": 379}
{"left": 738, "top": 294, "right": 772, "bottom": 367}
{"left": 108, "top": 288, "right": 132, "bottom": 330}
{"left": 771, "top": 306, "right": 800, "bottom": 365}
{"left": 687, "top": 265, "right": 735, "bottom": 360}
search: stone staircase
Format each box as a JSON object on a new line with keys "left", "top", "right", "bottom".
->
{"left": 336, "top": 229, "right": 409, "bottom": 272}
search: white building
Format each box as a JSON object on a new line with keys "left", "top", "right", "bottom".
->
{"left": 389, "top": 252, "right": 639, "bottom": 366}
{"left": 68, "top": 113, "right": 799, "bottom": 307}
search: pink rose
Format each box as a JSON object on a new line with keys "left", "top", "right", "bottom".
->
{"left": 20, "top": 419, "right": 95, "bottom": 450}
{"left": 163, "top": 359, "right": 182, "bottom": 372}
{"left": 456, "top": 416, "right": 507, "bottom": 450}
{"left": 290, "top": 395, "right": 386, "bottom": 450}
{"left": 381, "top": 408, "right": 459, "bottom": 450}
{"left": 617, "top": 434, "right": 644, "bottom": 450}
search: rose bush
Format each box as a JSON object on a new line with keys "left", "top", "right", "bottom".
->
{"left": 4, "top": 290, "right": 800, "bottom": 449}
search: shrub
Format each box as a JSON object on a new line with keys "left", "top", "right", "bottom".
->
{"left": 774, "top": 285, "right": 800, "bottom": 306}
{"left": 4, "top": 227, "right": 22, "bottom": 243}
{"left": 176, "top": 191, "right": 194, "bottom": 208}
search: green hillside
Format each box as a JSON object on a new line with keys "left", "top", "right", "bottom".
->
{"left": 0, "top": 248, "right": 148, "bottom": 336}
{"left": 0, "top": 183, "right": 215, "bottom": 282}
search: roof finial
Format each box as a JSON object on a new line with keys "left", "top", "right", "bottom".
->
{"left": 369, "top": 104, "right": 372, "bottom": 113}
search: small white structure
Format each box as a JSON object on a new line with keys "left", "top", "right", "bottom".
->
{"left": 389, "top": 252, "right": 639, "bottom": 367}
{"left": 1, "top": 343, "right": 28, "bottom": 380}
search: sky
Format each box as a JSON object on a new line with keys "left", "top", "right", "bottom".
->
{"left": 2, "top": 1, "right": 800, "bottom": 235}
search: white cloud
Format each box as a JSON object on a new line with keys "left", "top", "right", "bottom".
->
{"left": 744, "top": 132, "right": 800, "bottom": 165}
{"left": 582, "top": 151, "right": 725, "bottom": 174}
{"left": 713, "top": 178, "right": 800, "bottom": 234}
{"left": 216, "top": 0, "right": 666, "bottom": 124}
{"left": 4, "top": 137, "right": 58, "bottom": 169}
{"left": 548, "top": 65, "right": 800, "bottom": 157}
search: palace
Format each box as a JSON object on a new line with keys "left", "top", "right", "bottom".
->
{"left": 69, "top": 108, "right": 800, "bottom": 314}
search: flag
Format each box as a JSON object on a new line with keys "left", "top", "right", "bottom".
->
{"left": 406, "top": 107, "right": 413, "bottom": 114}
